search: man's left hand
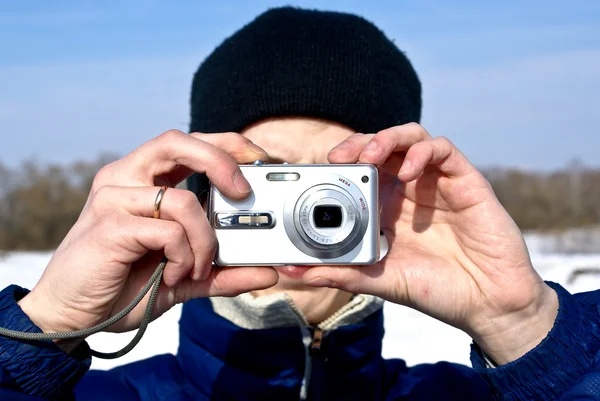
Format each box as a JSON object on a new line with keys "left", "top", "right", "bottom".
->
{"left": 302, "top": 123, "right": 558, "bottom": 365}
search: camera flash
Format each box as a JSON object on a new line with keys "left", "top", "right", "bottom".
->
{"left": 214, "top": 212, "right": 275, "bottom": 229}
{"left": 239, "top": 215, "right": 269, "bottom": 224}
{"left": 267, "top": 172, "right": 300, "bottom": 181}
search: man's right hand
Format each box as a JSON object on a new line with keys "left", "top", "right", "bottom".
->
{"left": 17, "top": 130, "right": 279, "bottom": 347}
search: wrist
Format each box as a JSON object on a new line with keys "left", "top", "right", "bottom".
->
{"left": 18, "top": 291, "right": 85, "bottom": 354}
{"left": 471, "top": 283, "right": 559, "bottom": 365}
{"left": 0, "top": 285, "right": 92, "bottom": 397}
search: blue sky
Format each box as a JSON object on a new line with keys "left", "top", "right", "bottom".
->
{"left": 1, "top": 1, "right": 599, "bottom": 170}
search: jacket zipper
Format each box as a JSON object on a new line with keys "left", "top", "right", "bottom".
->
{"left": 309, "top": 328, "right": 324, "bottom": 356}
{"left": 285, "top": 295, "right": 364, "bottom": 400}
{"left": 306, "top": 327, "right": 325, "bottom": 401}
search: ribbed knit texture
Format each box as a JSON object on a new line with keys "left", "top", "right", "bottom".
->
{"left": 470, "top": 281, "right": 600, "bottom": 400}
{"left": 187, "top": 7, "right": 421, "bottom": 195}
{"left": 190, "top": 7, "right": 421, "bottom": 135}
{"left": 0, "top": 285, "right": 91, "bottom": 399}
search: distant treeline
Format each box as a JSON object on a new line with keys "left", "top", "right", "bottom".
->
{"left": 0, "top": 155, "right": 118, "bottom": 251}
{"left": 1, "top": 156, "right": 599, "bottom": 250}
{"left": 484, "top": 163, "right": 600, "bottom": 230}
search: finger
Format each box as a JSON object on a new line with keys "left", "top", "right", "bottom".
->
{"left": 189, "top": 132, "right": 269, "bottom": 163}
{"left": 93, "top": 130, "right": 268, "bottom": 199}
{"left": 110, "top": 215, "right": 195, "bottom": 287}
{"left": 155, "top": 132, "right": 271, "bottom": 187}
{"left": 300, "top": 264, "right": 390, "bottom": 298}
{"left": 91, "top": 186, "right": 216, "bottom": 281}
{"left": 176, "top": 266, "right": 280, "bottom": 301}
{"left": 327, "top": 133, "right": 373, "bottom": 164}
{"left": 154, "top": 166, "right": 195, "bottom": 188}
{"left": 398, "top": 137, "right": 474, "bottom": 181}
{"left": 358, "top": 123, "right": 432, "bottom": 166}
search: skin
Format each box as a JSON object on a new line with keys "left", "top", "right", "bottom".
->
{"left": 18, "top": 118, "right": 558, "bottom": 365}
{"left": 18, "top": 130, "right": 280, "bottom": 353}
{"left": 241, "top": 117, "right": 356, "bottom": 324}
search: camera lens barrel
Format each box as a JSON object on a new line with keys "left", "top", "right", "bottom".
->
{"left": 283, "top": 179, "right": 369, "bottom": 259}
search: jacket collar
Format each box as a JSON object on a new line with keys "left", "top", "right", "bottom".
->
{"left": 176, "top": 296, "right": 388, "bottom": 400}
{"left": 209, "top": 292, "right": 384, "bottom": 330}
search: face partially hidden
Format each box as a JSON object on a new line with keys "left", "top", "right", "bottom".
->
{"left": 239, "top": 117, "right": 357, "bottom": 322}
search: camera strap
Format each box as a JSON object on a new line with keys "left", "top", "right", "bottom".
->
{"left": 0, "top": 257, "right": 166, "bottom": 359}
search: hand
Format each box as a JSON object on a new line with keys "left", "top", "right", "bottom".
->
{"left": 18, "top": 130, "right": 279, "bottom": 349}
{"left": 302, "top": 124, "right": 558, "bottom": 364}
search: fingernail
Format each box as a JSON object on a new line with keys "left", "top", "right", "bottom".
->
{"left": 309, "top": 277, "right": 335, "bottom": 287}
{"left": 363, "top": 141, "right": 378, "bottom": 153}
{"left": 233, "top": 169, "right": 252, "bottom": 193}
{"left": 247, "top": 142, "right": 268, "bottom": 156}
{"left": 399, "top": 160, "right": 412, "bottom": 175}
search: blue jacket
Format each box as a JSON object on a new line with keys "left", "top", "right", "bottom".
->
{"left": 0, "top": 281, "right": 599, "bottom": 400}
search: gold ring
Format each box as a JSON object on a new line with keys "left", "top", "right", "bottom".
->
{"left": 153, "top": 186, "right": 168, "bottom": 219}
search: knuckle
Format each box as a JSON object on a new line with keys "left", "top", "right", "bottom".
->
{"left": 152, "top": 129, "right": 187, "bottom": 151}
{"left": 88, "top": 185, "right": 113, "bottom": 215}
{"left": 436, "top": 136, "right": 454, "bottom": 149}
{"left": 405, "top": 123, "right": 429, "bottom": 139}
{"left": 224, "top": 131, "right": 245, "bottom": 142}
{"left": 169, "top": 223, "right": 187, "bottom": 242}
{"left": 179, "top": 189, "right": 200, "bottom": 209}
{"left": 168, "top": 189, "right": 189, "bottom": 212}
{"left": 169, "top": 189, "right": 201, "bottom": 215}
{"left": 232, "top": 135, "right": 252, "bottom": 151}
{"left": 91, "top": 163, "right": 117, "bottom": 193}
{"left": 405, "top": 122, "right": 423, "bottom": 130}
{"left": 93, "top": 184, "right": 113, "bottom": 201}
{"left": 160, "top": 129, "right": 186, "bottom": 142}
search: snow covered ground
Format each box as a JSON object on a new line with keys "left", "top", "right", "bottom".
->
{"left": 1, "top": 234, "right": 600, "bottom": 371}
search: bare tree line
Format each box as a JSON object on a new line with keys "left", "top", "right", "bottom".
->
{"left": 1, "top": 156, "right": 599, "bottom": 251}
{"left": 484, "top": 161, "right": 600, "bottom": 230}
{"left": 0, "top": 154, "right": 118, "bottom": 250}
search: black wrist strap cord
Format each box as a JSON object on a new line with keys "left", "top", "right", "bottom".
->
{"left": 0, "top": 257, "right": 167, "bottom": 359}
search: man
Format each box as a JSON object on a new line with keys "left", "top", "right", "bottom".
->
{"left": 1, "top": 7, "right": 599, "bottom": 400}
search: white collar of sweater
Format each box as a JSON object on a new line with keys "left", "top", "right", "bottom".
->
{"left": 210, "top": 292, "right": 384, "bottom": 331}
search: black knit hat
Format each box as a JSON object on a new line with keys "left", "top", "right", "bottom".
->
{"left": 187, "top": 7, "right": 422, "bottom": 195}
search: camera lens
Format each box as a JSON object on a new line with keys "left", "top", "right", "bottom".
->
{"left": 313, "top": 205, "right": 343, "bottom": 228}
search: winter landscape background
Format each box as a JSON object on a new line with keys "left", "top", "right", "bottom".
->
{"left": 2, "top": 232, "right": 599, "bottom": 371}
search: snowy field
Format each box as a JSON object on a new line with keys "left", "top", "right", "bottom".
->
{"left": 1, "top": 233, "right": 600, "bottom": 371}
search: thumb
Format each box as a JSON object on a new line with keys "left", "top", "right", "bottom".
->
{"left": 178, "top": 266, "right": 280, "bottom": 301}
{"left": 302, "top": 264, "right": 387, "bottom": 297}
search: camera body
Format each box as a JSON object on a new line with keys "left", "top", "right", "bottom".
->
{"left": 208, "top": 163, "right": 380, "bottom": 266}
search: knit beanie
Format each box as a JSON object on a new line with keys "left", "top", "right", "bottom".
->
{"left": 187, "top": 7, "right": 422, "bottom": 195}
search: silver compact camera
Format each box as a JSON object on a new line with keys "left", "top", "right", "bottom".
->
{"left": 208, "top": 162, "right": 380, "bottom": 266}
